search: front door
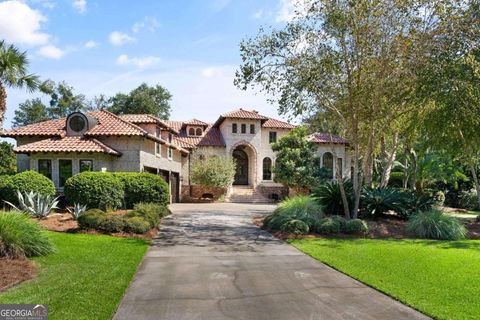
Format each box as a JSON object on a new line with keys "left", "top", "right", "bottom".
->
{"left": 233, "top": 149, "right": 248, "bottom": 185}
{"left": 170, "top": 172, "right": 180, "bottom": 203}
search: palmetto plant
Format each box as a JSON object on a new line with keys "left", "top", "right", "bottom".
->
{"left": 67, "top": 203, "right": 87, "bottom": 220}
{"left": 5, "top": 190, "right": 59, "bottom": 218}
{"left": 0, "top": 41, "right": 39, "bottom": 129}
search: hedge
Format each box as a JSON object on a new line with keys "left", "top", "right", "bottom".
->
{"left": 64, "top": 172, "right": 125, "bottom": 210}
{"left": 112, "top": 172, "right": 169, "bottom": 208}
{"left": 0, "top": 171, "right": 55, "bottom": 205}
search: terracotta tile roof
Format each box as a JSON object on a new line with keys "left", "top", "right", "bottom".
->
{"left": 86, "top": 110, "right": 148, "bottom": 136}
{"left": 119, "top": 114, "right": 158, "bottom": 124}
{"left": 162, "top": 120, "right": 183, "bottom": 133}
{"left": 221, "top": 108, "right": 268, "bottom": 120}
{"left": 307, "top": 132, "right": 348, "bottom": 144}
{"left": 14, "top": 136, "right": 122, "bottom": 156}
{"left": 176, "top": 125, "right": 225, "bottom": 147}
{"left": 183, "top": 118, "right": 209, "bottom": 126}
{"left": 0, "top": 118, "right": 66, "bottom": 138}
{"left": 173, "top": 137, "right": 196, "bottom": 149}
{"left": 262, "top": 118, "right": 296, "bottom": 129}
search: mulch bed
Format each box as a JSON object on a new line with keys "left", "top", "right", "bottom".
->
{"left": 254, "top": 216, "right": 480, "bottom": 240}
{"left": 37, "top": 213, "right": 158, "bottom": 239}
{"left": 0, "top": 258, "right": 37, "bottom": 292}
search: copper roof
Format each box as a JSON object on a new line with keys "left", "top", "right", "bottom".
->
{"left": 307, "top": 133, "right": 348, "bottom": 144}
{"left": 262, "top": 118, "right": 296, "bottom": 129}
{"left": 14, "top": 136, "right": 122, "bottom": 156}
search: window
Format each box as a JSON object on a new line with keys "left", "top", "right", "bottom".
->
{"left": 250, "top": 124, "right": 255, "bottom": 134}
{"left": 336, "top": 158, "right": 343, "bottom": 179}
{"left": 156, "top": 127, "right": 161, "bottom": 156}
{"left": 59, "top": 160, "right": 72, "bottom": 188}
{"left": 79, "top": 160, "right": 93, "bottom": 172}
{"left": 269, "top": 131, "right": 277, "bottom": 143}
{"left": 263, "top": 157, "right": 272, "bottom": 180}
{"left": 69, "top": 115, "right": 86, "bottom": 132}
{"left": 38, "top": 159, "right": 52, "bottom": 180}
{"left": 195, "top": 128, "right": 203, "bottom": 136}
{"left": 241, "top": 124, "right": 246, "bottom": 134}
{"left": 322, "top": 152, "right": 334, "bottom": 179}
{"left": 188, "top": 127, "right": 195, "bottom": 136}
{"left": 168, "top": 133, "right": 173, "bottom": 144}
{"left": 232, "top": 123, "right": 237, "bottom": 133}
{"left": 168, "top": 147, "right": 173, "bottom": 159}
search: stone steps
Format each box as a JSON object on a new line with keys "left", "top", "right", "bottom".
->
{"left": 226, "top": 186, "right": 272, "bottom": 204}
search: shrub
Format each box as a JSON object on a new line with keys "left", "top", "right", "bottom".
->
{"left": 312, "top": 180, "right": 354, "bottom": 215}
{"left": 458, "top": 189, "right": 478, "bottom": 210}
{"left": 0, "top": 171, "right": 55, "bottom": 205}
{"left": 126, "top": 208, "right": 159, "bottom": 228}
{"left": 191, "top": 156, "right": 236, "bottom": 189}
{"left": 125, "top": 217, "right": 151, "bottom": 234}
{"left": 264, "top": 196, "right": 323, "bottom": 231}
{"left": 99, "top": 215, "right": 127, "bottom": 233}
{"left": 314, "top": 216, "right": 345, "bottom": 234}
{"left": 0, "top": 175, "right": 12, "bottom": 202}
{"left": 433, "top": 190, "right": 446, "bottom": 207}
{"left": 345, "top": 219, "right": 369, "bottom": 234}
{"left": 134, "top": 202, "right": 169, "bottom": 218}
{"left": 399, "top": 191, "right": 436, "bottom": 219}
{"left": 361, "top": 187, "right": 411, "bottom": 218}
{"left": 280, "top": 219, "right": 309, "bottom": 234}
{"left": 407, "top": 209, "right": 467, "bottom": 240}
{"left": 77, "top": 209, "right": 107, "bottom": 229}
{"left": 64, "top": 172, "right": 124, "bottom": 210}
{"left": 0, "top": 211, "right": 55, "bottom": 258}
{"left": 113, "top": 173, "right": 169, "bottom": 208}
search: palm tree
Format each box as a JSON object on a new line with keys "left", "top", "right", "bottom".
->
{"left": 0, "top": 41, "right": 39, "bottom": 130}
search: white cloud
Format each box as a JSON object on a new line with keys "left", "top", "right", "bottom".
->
{"left": 132, "top": 16, "right": 159, "bottom": 33}
{"left": 84, "top": 40, "right": 98, "bottom": 48}
{"left": 31, "top": 0, "right": 56, "bottom": 9}
{"left": 116, "top": 54, "right": 160, "bottom": 69}
{"left": 276, "top": 0, "right": 295, "bottom": 22}
{"left": 252, "top": 9, "right": 264, "bottom": 19}
{"left": 109, "top": 31, "right": 136, "bottom": 46}
{"left": 201, "top": 67, "right": 223, "bottom": 78}
{"left": 0, "top": 0, "right": 50, "bottom": 45}
{"left": 37, "top": 44, "right": 65, "bottom": 59}
{"left": 72, "top": 0, "right": 87, "bottom": 14}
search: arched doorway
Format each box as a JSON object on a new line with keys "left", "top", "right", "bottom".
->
{"left": 233, "top": 148, "right": 249, "bottom": 185}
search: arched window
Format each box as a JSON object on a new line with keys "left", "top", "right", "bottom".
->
{"left": 188, "top": 127, "right": 195, "bottom": 136}
{"left": 322, "top": 152, "right": 334, "bottom": 179}
{"left": 336, "top": 157, "right": 343, "bottom": 179}
{"left": 263, "top": 157, "right": 272, "bottom": 180}
{"left": 195, "top": 128, "right": 203, "bottom": 136}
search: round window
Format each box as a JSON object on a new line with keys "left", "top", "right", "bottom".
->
{"left": 69, "top": 115, "right": 86, "bottom": 132}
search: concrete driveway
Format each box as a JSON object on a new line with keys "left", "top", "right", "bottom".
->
{"left": 114, "top": 203, "right": 429, "bottom": 320}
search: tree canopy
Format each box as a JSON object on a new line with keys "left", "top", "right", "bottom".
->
{"left": 0, "top": 142, "right": 16, "bottom": 175}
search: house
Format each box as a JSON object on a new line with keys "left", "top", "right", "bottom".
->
{"left": 0, "top": 108, "right": 350, "bottom": 203}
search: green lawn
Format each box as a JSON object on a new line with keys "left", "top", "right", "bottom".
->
{"left": 290, "top": 238, "right": 480, "bottom": 320}
{"left": 0, "top": 232, "right": 149, "bottom": 320}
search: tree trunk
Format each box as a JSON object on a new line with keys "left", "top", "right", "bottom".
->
{"left": 336, "top": 164, "right": 350, "bottom": 219}
{"left": 380, "top": 132, "right": 399, "bottom": 187}
{"left": 402, "top": 148, "right": 409, "bottom": 189}
{"left": 0, "top": 83, "right": 6, "bottom": 130}
{"left": 470, "top": 165, "right": 480, "bottom": 209}
{"left": 408, "top": 148, "right": 417, "bottom": 190}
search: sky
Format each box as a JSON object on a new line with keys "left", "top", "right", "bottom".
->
{"left": 0, "top": 0, "right": 298, "bottom": 130}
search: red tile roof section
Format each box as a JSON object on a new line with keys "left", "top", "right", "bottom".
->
{"left": 221, "top": 108, "right": 268, "bottom": 120}
{"left": 14, "top": 136, "right": 122, "bottom": 156}
{"left": 0, "top": 118, "right": 66, "bottom": 138}
{"left": 176, "top": 125, "right": 225, "bottom": 147}
{"left": 262, "top": 118, "right": 296, "bottom": 129}
{"left": 86, "top": 110, "right": 148, "bottom": 136}
{"left": 183, "top": 118, "right": 209, "bottom": 126}
{"left": 119, "top": 114, "right": 158, "bottom": 124}
{"left": 307, "top": 133, "right": 348, "bottom": 144}
{"left": 162, "top": 120, "right": 183, "bottom": 133}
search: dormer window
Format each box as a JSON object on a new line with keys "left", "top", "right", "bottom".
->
{"left": 187, "top": 126, "right": 203, "bottom": 136}
{"left": 66, "top": 112, "right": 97, "bottom": 136}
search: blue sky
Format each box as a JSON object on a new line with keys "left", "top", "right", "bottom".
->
{"left": 0, "top": 0, "right": 297, "bottom": 129}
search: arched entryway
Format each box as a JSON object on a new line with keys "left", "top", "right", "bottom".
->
{"left": 233, "top": 148, "right": 249, "bottom": 185}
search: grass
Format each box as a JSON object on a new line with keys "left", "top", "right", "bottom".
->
{"left": 0, "top": 232, "right": 149, "bottom": 320}
{"left": 290, "top": 238, "right": 480, "bottom": 320}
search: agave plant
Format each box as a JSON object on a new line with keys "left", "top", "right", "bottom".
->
{"left": 5, "top": 190, "right": 59, "bottom": 218}
{"left": 67, "top": 203, "right": 87, "bottom": 220}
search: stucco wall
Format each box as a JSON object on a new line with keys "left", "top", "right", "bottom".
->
{"left": 97, "top": 136, "right": 142, "bottom": 172}
{"left": 314, "top": 144, "right": 351, "bottom": 179}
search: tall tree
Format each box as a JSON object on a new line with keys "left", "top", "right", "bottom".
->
{"left": 41, "top": 80, "right": 87, "bottom": 118}
{"left": 0, "top": 141, "right": 16, "bottom": 175}
{"left": 12, "top": 98, "right": 48, "bottom": 127}
{"left": 235, "top": 0, "right": 429, "bottom": 218}
{"left": 0, "top": 41, "right": 39, "bottom": 129}
{"left": 108, "top": 83, "right": 171, "bottom": 118}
